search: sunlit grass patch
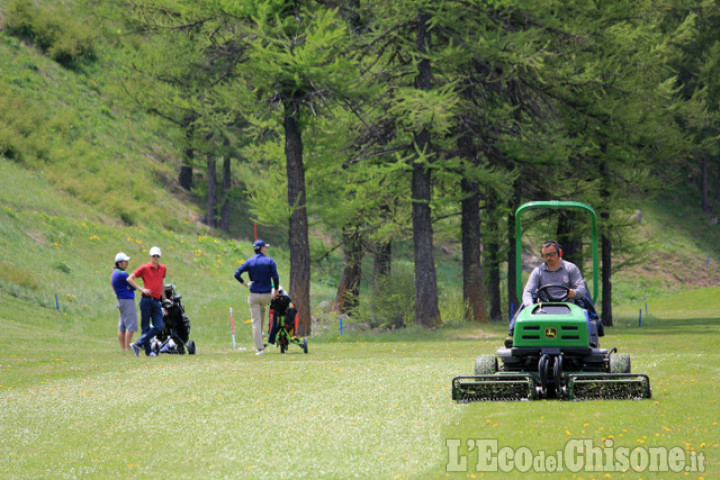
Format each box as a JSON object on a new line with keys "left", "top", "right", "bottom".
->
{"left": 0, "top": 261, "right": 38, "bottom": 290}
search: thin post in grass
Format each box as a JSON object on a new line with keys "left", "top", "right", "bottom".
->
{"left": 230, "top": 307, "right": 236, "bottom": 349}
{"left": 339, "top": 317, "right": 343, "bottom": 335}
{"left": 638, "top": 309, "right": 642, "bottom": 327}
{"left": 55, "top": 294, "right": 59, "bottom": 311}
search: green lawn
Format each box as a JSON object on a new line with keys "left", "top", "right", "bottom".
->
{"left": 1, "top": 292, "right": 718, "bottom": 480}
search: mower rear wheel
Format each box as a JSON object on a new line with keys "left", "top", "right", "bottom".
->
{"left": 609, "top": 353, "right": 630, "bottom": 373}
{"left": 474, "top": 354, "right": 498, "bottom": 375}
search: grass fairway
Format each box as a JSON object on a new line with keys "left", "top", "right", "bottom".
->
{"left": 1, "top": 294, "right": 718, "bottom": 480}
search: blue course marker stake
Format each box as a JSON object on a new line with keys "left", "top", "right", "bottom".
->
{"left": 55, "top": 294, "right": 59, "bottom": 311}
{"left": 340, "top": 317, "right": 343, "bottom": 335}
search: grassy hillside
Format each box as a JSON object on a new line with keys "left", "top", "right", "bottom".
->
{"left": 0, "top": 30, "right": 198, "bottom": 226}
{"left": 611, "top": 188, "right": 720, "bottom": 315}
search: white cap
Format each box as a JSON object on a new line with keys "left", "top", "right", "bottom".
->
{"left": 149, "top": 246, "right": 162, "bottom": 257}
{"left": 114, "top": 252, "right": 131, "bottom": 263}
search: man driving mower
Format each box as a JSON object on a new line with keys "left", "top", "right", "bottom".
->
{"left": 509, "top": 240, "right": 587, "bottom": 337}
{"left": 452, "top": 201, "right": 649, "bottom": 401}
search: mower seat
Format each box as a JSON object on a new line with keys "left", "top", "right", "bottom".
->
{"left": 575, "top": 281, "right": 604, "bottom": 337}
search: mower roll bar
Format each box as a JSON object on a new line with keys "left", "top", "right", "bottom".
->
{"left": 515, "top": 201, "right": 598, "bottom": 304}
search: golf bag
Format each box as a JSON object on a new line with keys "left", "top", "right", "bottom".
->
{"left": 268, "top": 288, "right": 307, "bottom": 354}
{"left": 150, "top": 284, "right": 196, "bottom": 355}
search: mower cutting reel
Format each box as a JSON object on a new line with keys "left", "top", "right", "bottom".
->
{"left": 567, "top": 373, "right": 651, "bottom": 400}
{"left": 452, "top": 357, "right": 652, "bottom": 402}
{"left": 452, "top": 201, "right": 652, "bottom": 402}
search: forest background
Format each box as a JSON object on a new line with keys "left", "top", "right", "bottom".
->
{"left": 3, "top": 0, "right": 720, "bottom": 333}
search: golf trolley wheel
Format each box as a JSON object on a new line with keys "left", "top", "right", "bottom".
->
{"left": 303, "top": 337, "right": 308, "bottom": 354}
{"left": 280, "top": 342, "right": 287, "bottom": 354}
{"left": 177, "top": 314, "right": 191, "bottom": 344}
{"left": 187, "top": 340, "right": 196, "bottom": 355}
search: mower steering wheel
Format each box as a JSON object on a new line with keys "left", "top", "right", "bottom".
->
{"left": 536, "top": 284, "right": 570, "bottom": 302}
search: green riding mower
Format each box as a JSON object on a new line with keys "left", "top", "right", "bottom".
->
{"left": 452, "top": 201, "right": 651, "bottom": 401}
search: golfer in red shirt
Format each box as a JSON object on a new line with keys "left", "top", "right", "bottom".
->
{"left": 127, "top": 246, "right": 167, "bottom": 356}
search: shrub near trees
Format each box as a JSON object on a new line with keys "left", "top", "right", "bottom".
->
{"left": 3, "top": 0, "right": 96, "bottom": 69}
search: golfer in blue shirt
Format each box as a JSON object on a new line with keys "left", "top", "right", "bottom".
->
{"left": 234, "top": 240, "right": 280, "bottom": 355}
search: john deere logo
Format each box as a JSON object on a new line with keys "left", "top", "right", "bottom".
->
{"left": 545, "top": 327, "right": 558, "bottom": 339}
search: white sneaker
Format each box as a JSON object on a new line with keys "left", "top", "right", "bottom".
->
{"left": 255, "top": 350, "right": 265, "bottom": 356}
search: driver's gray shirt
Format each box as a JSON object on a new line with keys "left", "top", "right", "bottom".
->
{"left": 522, "top": 259, "right": 587, "bottom": 307}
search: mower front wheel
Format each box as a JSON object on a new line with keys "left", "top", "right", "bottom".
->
{"left": 609, "top": 353, "right": 630, "bottom": 373}
{"left": 474, "top": 354, "right": 498, "bottom": 375}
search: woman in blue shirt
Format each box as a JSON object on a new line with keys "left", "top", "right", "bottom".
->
{"left": 111, "top": 252, "right": 138, "bottom": 351}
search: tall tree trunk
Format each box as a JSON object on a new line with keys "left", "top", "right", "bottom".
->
{"left": 373, "top": 204, "right": 392, "bottom": 288}
{"left": 373, "top": 241, "right": 392, "bottom": 286}
{"left": 556, "top": 211, "right": 583, "bottom": 267}
{"left": 715, "top": 152, "right": 720, "bottom": 211}
{"left": 484, "top": 193, "right": 502, "bottom": 320}
{"left": 206, "top": 155, "right": 217, "bottom": 228}
{"left": 411, "top": 12, "right": 441, "bottom": 328}
{"left": 179, "top": 124, "right": 195, "bottom": 190}
{"left": 600, "top": 158, "right": 613, "bottom": 326}
{"left": 179, "top": 163, "right": 193, "bottom": 191}
{"left": 487, "top": 231, "right": 502, "bottom": 321}
{"left": 412, "top": 128, "right": 441, "bottom": 327}
{"left": 459, "top": 138, "right": 487, "bottom": 323}
{"left": 334, "top": 225, "right": 363, "bottom": 313}
{"left": 220, "top": 155, "right": 231, "bottom": 231}
{"left": 506, "top": 186, "right": 520, "bottom": 312}
{"left": 461, "top": 190, "right": 488, "bottom": 323}
{"left": 601, "top": 229, "right": 613, "bottom": 326}
{"left": 283, "top": 97, "right": 311, "bottom": 336}
{"left": 702, "top": 154, "right": 711, "bottom": 213}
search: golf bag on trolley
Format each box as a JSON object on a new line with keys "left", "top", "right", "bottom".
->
{"left": 150, "top": 284, "right": 196, "bottom": 355}
{"left": 268, "top": 288, "right": 307, "bottom": 354}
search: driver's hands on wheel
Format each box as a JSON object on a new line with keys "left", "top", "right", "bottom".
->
{"left": 537, "top": 284, "right": 575, "bottom": 302}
